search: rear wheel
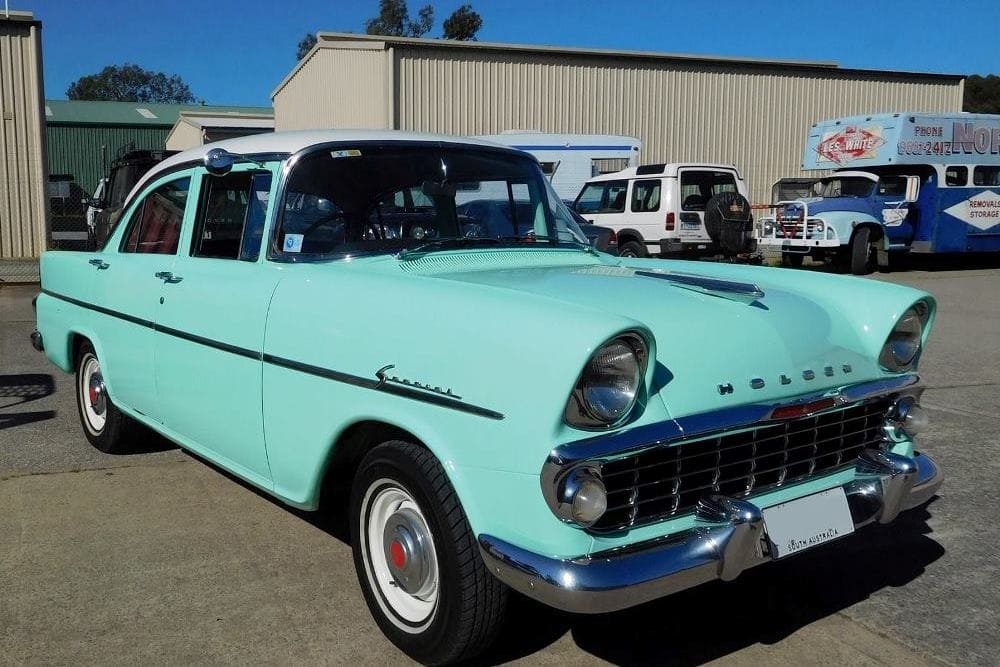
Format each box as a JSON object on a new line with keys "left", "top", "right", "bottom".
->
{"left": 75, "top": 341, "right": 132, "bottom": 453}
{"left": 849, "top": 226, "right": 877, "bottom": 275}
{"left": 351, "top": 441, "right": 507, "bottom": 665}
{"left": 618, "top": 240, "right": 646, "bottom": 258}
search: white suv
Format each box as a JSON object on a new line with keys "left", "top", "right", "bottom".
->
{"left": 572, "top": 163, "right": 750, "bottom": 257}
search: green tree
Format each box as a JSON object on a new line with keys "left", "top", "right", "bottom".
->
{"left": 442, "top": 4, "right": 482, "bottom": 40}
{"left": 365, "top": 0, "right": 434, "bottom": 37}
{"left": 297, "top": 33, "right": 318, "bottom": 61}
{"left": 66, "top": 64, "right": 195, "bottom": 103}
{"left": 964, "top": 74, "right": 1000, "bottom": 114}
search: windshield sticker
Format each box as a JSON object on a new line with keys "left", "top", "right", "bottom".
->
{"left": 283, "top": 234, "right": 304, "bottom": 253}
{"left": 815, "top": 126, "right": 885, "bottom": 165}
{"left": 330, "top": 149, "right": 362, "bottom": 159}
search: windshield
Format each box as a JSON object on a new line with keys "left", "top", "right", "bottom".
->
{"left": 274, "top": 145, "right": 588, "bottom": 258}
{"left": 816, "top": 176, "right": 875, "bottom": 199}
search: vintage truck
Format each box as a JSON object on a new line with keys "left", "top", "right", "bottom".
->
{"left": 758, "top": 112, "right": 1000, "bottom": 273}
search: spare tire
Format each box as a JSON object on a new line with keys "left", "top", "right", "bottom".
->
{"left": 704, "top": 192, "right": 754, "bottom": 256}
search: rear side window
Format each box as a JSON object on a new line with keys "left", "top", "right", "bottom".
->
{"left": 945, "top": 166, "right": 968, "bottom": 186}
{"left": 122, "top": 177, "right": 190, "bottom": 254}
{"left": 575, "top": 180, "right": 628, "bottom": 214}
{"left": 680, "top": 170, "right": 737, "bottom": 211}
{"left": 631, "top": 179, "right": 661, "bottom": 212}
{"left": 192, "top": 171, "right": 272, "bottom": 261}
{"left": 973, "top": 166, "right": 1000, "bottom": 187}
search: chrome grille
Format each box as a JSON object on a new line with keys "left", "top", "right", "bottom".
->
{"left": 594, "top": 399, "right": 891, "bottom": 533}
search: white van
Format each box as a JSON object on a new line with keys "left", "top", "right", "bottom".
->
{"left": 572, "top": 163, "right": 750, "bottom": 257}
{"left": 476, "top": 132, "right": 641, "bottom": 201}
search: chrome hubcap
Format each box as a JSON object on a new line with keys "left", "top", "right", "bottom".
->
{"left": 88, "top": 372, "right": 106, "bottom": 415}
{"left": 382, "top": 507, "right": 435, "bottom": 597}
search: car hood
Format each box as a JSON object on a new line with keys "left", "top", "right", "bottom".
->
{"left": 396, "top": 252, "right": 932, "bottom": 418}
{"left": 804, "top": 197, "right": 876, "bottom": 217}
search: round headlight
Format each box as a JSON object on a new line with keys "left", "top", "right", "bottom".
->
{"left": 581, "top": 338, "right": 643, "bottom": 423}
{"left": 880, "top": 306, "right": 925, "bottom": 371}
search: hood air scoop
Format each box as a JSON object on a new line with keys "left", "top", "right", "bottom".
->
{"left": 635, "top": 270, "right": 765, "bottom": 304}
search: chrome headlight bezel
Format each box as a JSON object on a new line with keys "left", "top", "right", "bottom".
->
{"left": 879, "top": 301, "right": 931, "bottom": 372}
{"left": 565, "top": 332, "right": 649, "bottom": 430}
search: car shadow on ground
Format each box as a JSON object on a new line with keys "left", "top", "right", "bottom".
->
{"left": 185, "top": 454, "right": 943, "bottom": 666}
{"left": 475, "top": 502, "right": 944, "bottom": 666}
{"left": 0, "top": 373, "right": 57, "bottom": 430}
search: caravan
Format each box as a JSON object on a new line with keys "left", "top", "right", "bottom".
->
{"left": 476, "top": 132, "right": 641, "bottom": 200}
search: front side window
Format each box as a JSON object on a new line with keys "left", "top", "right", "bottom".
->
{"left": 631, "top": 179, "right": 661, "bottom": 212}
{"left": 680, "top": 171, "right": 738, "bottom": 211}
{"left": 574, "top": 180, "right": 628, "bottom": 214}
{"left": 877, "top": 176, "right": 908, "bottom": 197}
{"left": 122, "top": 177, "right": 190, "bottom": 254}
{"left": 973, "top": 166, "right": 1000, "bottom": 187}
{"left": 274, "top": 146, "right": 586, "bottom": 258}
{"left": 192, "top": 171, "right": 272, "bottom": 261}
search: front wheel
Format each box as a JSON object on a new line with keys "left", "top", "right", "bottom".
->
{"left": 351, "top": 441, "right": 507, "bottom": 665}
{"left": 849, "top": 227, "right": 877, "bottom": 275}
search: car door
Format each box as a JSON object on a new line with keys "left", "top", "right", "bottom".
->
{"left": 628, "top": 178, "right": 664, "bottom": 239}
{"left": 153, "top": 166, "right": 279, "bottom": 483}
{"left": 874, "top": 175, "right": 918, "bottom": 245}
{"left": 89, "top": 171, "right": 194, "bottom": 422}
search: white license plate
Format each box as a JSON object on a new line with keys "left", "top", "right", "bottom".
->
{"left": 762, "top": 488, "right": 854, "bottom": 559}
{"left": 681, "top": 222, "right": 700, "bottom": 230}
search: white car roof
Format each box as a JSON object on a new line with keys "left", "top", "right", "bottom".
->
{"left": 586, "top": 162, "right": 741, "bottom": 183}
{"left": 131, "top": 129, "right": 517, "bottom": 203}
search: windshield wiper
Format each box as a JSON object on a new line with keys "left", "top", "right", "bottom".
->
{"left": 396, "top": 235, "right": 598, "bottom": 260}
{"left": 396, "top": 236, "right": 503, "bottom": 259}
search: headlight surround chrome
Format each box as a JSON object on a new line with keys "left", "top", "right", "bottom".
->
{"left": 565, "top": 333, "right": 648, "bottom": 429}
{"left": 879, "top": 302, "right": 930, "bottom": 372}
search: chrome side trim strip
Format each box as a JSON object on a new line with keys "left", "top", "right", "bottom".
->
{"left": 484, "top": 450, "right": 941, "bottom": 614}
{"left": 41, "top": 289, "right": 504, "bottom": 421}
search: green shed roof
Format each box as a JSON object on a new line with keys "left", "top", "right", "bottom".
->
{"left": 44, "top": 100, "right": 272, "bottom": 127}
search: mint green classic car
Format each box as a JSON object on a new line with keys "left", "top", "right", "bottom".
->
{"left": 33, "top": 131, "right": 942, "bottom": 665}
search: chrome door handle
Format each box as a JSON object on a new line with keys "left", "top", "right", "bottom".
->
{"left": 154, "top": 271, "right": 183, "bottom": 284}
{"left": 88, "top": 258, "right": 109, "bottom": 270}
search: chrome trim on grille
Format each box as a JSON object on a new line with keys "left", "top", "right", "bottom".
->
{"left": 542, "top": 375, "right": 920, "bottom": 531}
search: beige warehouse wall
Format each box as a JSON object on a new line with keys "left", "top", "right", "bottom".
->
{"left": 0, "top": 12, "right": 48, "bottom": 260}
{"left": 273, "top": 44, "right": 392, "bottom": 131}
{"left": 394, "top": 47, "right": 962, "bottom": 204}
{"left": 165, "top": 121, "right": 202, "bottom": 151}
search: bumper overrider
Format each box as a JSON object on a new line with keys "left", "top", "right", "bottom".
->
{"left": 478, "top": 377, "right": 943, "bottom": 614}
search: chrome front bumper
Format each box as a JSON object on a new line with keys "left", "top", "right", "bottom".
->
{"left": 479, "top": 449, "right": 942, "bottom": 614}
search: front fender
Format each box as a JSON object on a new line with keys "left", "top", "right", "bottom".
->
{"left": 260, "top": 261, "right": 663, "bottom": 510}
{"left": 813, "top": 210, "right": 882, "bottom": 247}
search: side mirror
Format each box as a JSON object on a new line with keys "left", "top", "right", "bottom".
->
{"left": 204, "top": 148, "right": 235, "bottom": 176}
{"left": 904, "top": 176, "right": 920, "bottom": 203}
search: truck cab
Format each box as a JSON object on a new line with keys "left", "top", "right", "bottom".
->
{"left": 571, "top": 163, "right": 750, "bottom": 258}
{"left": 758, "top": 112, "right": 1000, "bottom": 273}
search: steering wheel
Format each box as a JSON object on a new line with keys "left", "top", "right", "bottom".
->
{"left": 301, "top": 213, "right": 343, "bottom": 239}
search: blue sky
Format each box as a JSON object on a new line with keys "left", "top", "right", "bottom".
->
{"left": 19, "top": 0, "right": 1000, "bottom": 107}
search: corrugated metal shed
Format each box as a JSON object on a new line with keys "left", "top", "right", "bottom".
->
{"left": 45, "top": 100, "right": 271, "bottom": 193}
{"left": 274, "top": 33, "right": 964, "bottom": 204}
{"left": 0, "top": 11, "right": 48, "bottom": 263}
